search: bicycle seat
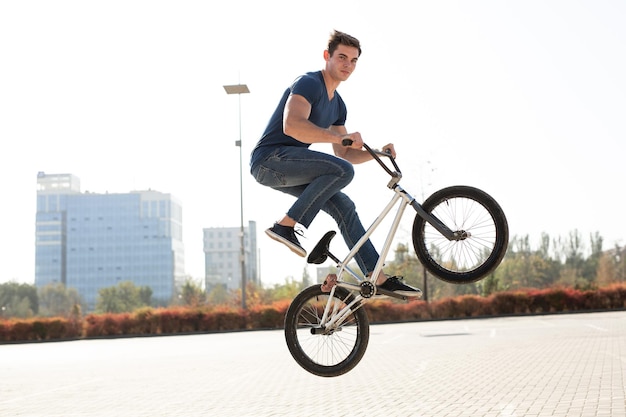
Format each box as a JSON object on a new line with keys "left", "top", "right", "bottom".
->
{"left": 307, "top": 231, "right": 336, "bottom": 264}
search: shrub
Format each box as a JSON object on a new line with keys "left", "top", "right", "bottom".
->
{"left": 2, "top": 283, "right": 626, "bottom": 343}
{"left": 248, "top": 301, "right": 289, "bottom": 329}
{"left": 526, "top": 289, "right": 552, "bottom": 313}
{"left": 85, "top": 313, "right": 126, "bottom": 337}
{"left": 429, "top": 297, "right": 458, "bottom": 319}
{"left": 489, "top": 292, "right": 523, "bottom": 315}
{"left": 0, "top": 320, "right": 8, "bottom": 341}
{"left": 211, "top": 307, "right": 247, "bottom": 331}
{"left": 171, "top": 308, "right": 203, "bottom": 333}
{"left": 0, "top": 317, "right": 82, "bottom": 342}
{"left": 156, "top": 309, "right": 181, "bottom": 334}
{"left": 452, "top": 295, "right": 491, "bottom": 317}
{"left": 542, "top": 288, "right": 570, "bottom": 312}
{"left": 133, "top": 307, "right": 159, "bottom": 334}
{"left": 399, "top": 300, "right": 432, "bottom": 321}
{"left": 9, "top": 321, "right": 35, "bottom": 341}
{"left": 366, "top": 300, "right": 408, "bottom": 322}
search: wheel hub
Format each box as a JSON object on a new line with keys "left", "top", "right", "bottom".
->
{"left": 310, "top": 325, "right": 340, "bottom": 335}
{"left": 454, "top": 230, "right": 472, "bottom": 240}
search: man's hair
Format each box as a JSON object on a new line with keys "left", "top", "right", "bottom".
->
{"left": 327, "top": 30, "right": 362, "bottom": 57}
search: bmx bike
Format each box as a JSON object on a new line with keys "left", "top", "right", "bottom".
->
{"left": 284, "top": 141, "right": 509, "bottom": 377}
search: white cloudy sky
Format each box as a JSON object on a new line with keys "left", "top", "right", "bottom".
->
{"left": 1, "top": 0, "right": 624, "bottom": 287}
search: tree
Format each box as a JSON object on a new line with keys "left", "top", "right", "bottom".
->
{"left": 138, "top": 286, "right": 153, "bottom": 306}
{"left": 95, "top": 281, "right": 152, "bottom": 313}
{"left": 387, "top": 243, "right": 464, "bottom": 301}
{"left": 302, "top": 267, "right": 312, "bottom": 288}
{"left": 596, "top": 244, "right": 626, "bottom": 286}
{"left": 206, "top": 283, "right": 229, "bottom": 305}
{"left": 179, "top": 279, "right": 206, "bottom": 306}
{"left": 0, "top": 282, "right": 38, "bottom": 318}
{"left": 615, "top": 244, "right": 626, "bottom": 282}
{"left": 583, "top": 232, "right": 604, "bottom": 283}
{"left": 551, "top": 230, "right": 602, "bottom": 289}
{"left": 479, "top": 271, "right": 500, "bottom": 296}
{"left": 38, "top": 283, "right": 83, "bottom": 317}
{"left": 262, "top": 277, "right": 303, "bottom": 304}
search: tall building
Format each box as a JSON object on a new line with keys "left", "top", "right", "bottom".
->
{"left": 35, "top": 172, "right": 185, "bottom": 311}
{"left": 203, "top": 222, "right": 257, "bottom": 291}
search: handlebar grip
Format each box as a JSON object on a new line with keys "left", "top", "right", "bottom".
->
{"left": 341, "top": 138, "right": 353, "bottom": 146}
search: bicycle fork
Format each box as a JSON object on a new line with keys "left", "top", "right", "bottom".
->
{"left": 312, "top": 285, "right": 364, "bottom": 334}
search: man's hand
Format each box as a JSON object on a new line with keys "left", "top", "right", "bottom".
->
{"left": 381, "top": 143, "right": 397, "bottom": 158}
{"left": 341, "top": 132, "right": 364, "bottom": 149}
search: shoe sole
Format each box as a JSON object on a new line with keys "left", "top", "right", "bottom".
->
{"left": 265, "top": 229, "right": 306, "bottom": 257}
{"left": 377, "top": 288, "right": 423, "bottom": 298}
{"left": 394, "top": 289, "right": 423, "bottom": 298}
{"left": 377, "top": 285, "right": 423, "bottom": 298}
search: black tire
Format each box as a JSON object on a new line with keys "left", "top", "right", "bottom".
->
{"left": 412, "top": 186, "right": 508, "bottom": 284}
{"left": 284, "top": 285, "right": 369, "bottom": 377}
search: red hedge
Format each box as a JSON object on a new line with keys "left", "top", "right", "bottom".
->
{"left": 0, "top": 317, "right": 82, "bottom": 342}
{"left": 1, "top": 284, "right": 625, "bottom": 343}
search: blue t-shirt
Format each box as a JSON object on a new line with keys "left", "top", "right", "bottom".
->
{"left": 250, "top": 71, "right": 347, "bottom": 167}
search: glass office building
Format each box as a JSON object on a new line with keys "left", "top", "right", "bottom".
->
{"left": 35, "top": 172, "right": 185, "bottom": 311}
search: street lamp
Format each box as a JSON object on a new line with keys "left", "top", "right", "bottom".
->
{"left": 223, "top": 83, "right": 250, "bottom": 310}
{"left": 420, "top": 160, "right": 435, "bottom": 302}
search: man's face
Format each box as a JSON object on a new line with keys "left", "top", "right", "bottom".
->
{"left": 325, "top": 44, "right": 359, "bottom": 81}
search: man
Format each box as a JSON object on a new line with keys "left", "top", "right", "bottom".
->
{"left": 250, "top": 30, "right": 419, "bottom": 297}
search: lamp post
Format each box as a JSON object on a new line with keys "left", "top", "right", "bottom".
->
{"left": 420, "top": 160, "right": 435, "bottom": 302}
{"left": 223, "top": 83, "right": 250, "bottom": 310}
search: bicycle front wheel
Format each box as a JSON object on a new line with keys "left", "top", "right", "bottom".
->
{"left": 284, "top": 285, "right": 369, "bottom": 377}
{"left": 412, "top": 185, "right": 509, "bottom": 284}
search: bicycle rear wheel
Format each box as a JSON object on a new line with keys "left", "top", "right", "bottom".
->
{"left": 412, "top": 185, "right": 508, "bottom": 284}
{"left": 284, "top": 285, "right": 369, "bottom": 377}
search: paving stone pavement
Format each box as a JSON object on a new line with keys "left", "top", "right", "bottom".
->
{"left": 1, "top": 310, "right": 625, "bottom": 417}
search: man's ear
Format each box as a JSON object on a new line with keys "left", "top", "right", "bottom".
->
{"left": 323, "top": 49, "right": 330, "bottom": 61}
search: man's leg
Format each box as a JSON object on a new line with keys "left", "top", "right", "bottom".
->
{"left": 254, "top": 147, "right": 354, "bottom": 256}
{"left": 322, "top": 192, "right": 422, "bottom": 297}
{"left": 321, "top": 191, "right": 378, "bottom": 275}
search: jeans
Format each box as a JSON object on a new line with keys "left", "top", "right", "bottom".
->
{"left": 250, "top": 146, "right": 379, "bottom": 275}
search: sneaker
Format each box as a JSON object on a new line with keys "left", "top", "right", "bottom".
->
{"left": 378, "top": 276, "right": 422, "bottom": 298}
{"left": 265, "top": 223, "right": 306, "bottom": 257}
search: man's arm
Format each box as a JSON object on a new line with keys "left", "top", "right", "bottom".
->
{"left": 283, "top": 94, "right": 373, "bottom": 164}
{"left": 329, "top": 125, "right": 375, "bottom": 164}
{"left": 283, "top": 94, "right": 342, "bottom": 144}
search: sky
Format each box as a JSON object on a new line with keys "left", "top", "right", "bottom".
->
{"left": 1, "top": 0, "right": 625, "bottom": 288}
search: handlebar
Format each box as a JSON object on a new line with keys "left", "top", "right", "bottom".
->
{"left": 341, "top": 138, "right": 402, "bottom": 180}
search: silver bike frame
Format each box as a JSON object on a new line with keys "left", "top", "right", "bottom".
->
{"left": 319, "top": 183, "right": 413, "bottom": 330}
{"left": 318, "top": 145, "right": 459, "bottom": 331}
